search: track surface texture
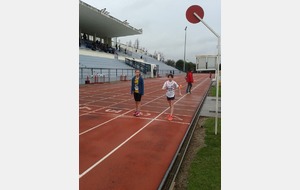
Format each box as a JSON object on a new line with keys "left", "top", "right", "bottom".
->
{"left": 79, "top": 73, "right": 212, "bottom": 190}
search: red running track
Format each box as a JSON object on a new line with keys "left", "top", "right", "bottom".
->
{"left": 79, "top": 73, "right": 212, "bottom": 190}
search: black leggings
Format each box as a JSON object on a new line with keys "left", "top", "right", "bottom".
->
{"left": 186, "top": 82, "right": 192, "bottom": 92}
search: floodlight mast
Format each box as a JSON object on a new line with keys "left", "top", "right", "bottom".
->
{"left": 194, "top": 12, "right": 221, "bottom": 135}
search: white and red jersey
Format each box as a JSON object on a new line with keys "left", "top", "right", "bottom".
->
{"left": 162, "top": 80, "right": 179, "bottom": 98}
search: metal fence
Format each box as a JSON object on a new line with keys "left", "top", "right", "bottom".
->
{"left": 79, "top": 67, "right": 183, "bottom": 85}
{"left": 79, "top": 68, "right": 135, "bottom": 84}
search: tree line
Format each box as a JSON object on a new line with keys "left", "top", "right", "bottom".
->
{"left": 165, "top": 59, "right": 196, "bottom": 72}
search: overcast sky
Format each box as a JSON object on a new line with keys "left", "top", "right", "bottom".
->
{"left": 82, "top": 0, "right": 220, "bottom": 62}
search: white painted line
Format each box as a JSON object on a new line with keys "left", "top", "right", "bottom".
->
{"left": 172, "top": 115, "right": 183, "bottom": 121}
{"left": 79, "top": 87, "right": 166, "bottom": 117}
{"left": 79, "top": 98, "right": 130, "bottom": 117}
{"left": 80, "top": 93, "right": 166, "bottom": 136}
{"left": 105, "top": 109, "right": 122, "bottom": 113}
{"left": 80, "top": 78, "right": 207, "bottom": 135}
{"left": 79, "top": 78, "right": 209, "bottom": 177}
{"left": 79, "top": 110, "right": 133, "bottom": 136}
{"left": 79, "top": 101, "right": 171, "bottom": 178}
{"left": 79, "top": 83, "right": 203, "bottom": 177}
{"left": 79, "top": 106, "right": 91, "bottom": 110}
{"left": 143, "top": 113, "right": 151, "bottom": 116}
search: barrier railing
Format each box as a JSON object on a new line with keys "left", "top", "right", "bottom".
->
{"left": 79, "top": 67, "right": 136, "bottom": 84}
{"left": 79, "top": 67, "right": 183, "bottom": 85}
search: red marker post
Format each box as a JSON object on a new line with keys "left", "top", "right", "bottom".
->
{"left": 186, "top": 5, "right": 204, "bottom": 24}
{"left": 186, "top": 5, "right": 220, "bottom": 135}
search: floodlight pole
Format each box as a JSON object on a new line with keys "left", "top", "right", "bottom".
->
{"left": 194, "top": 12, "right": 220, "bottom": 135}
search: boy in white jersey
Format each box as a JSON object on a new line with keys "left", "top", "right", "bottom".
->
{"left": 162, "top": 73, "right": 182, "bottom": 121}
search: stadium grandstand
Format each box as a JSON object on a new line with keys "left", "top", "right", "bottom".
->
{"left": 79, "top": 0, "right": 181, "bottom": 84}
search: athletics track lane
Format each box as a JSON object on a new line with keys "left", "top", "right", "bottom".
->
{"left": 79, "top": 73, "right": 212, "bottom": 190}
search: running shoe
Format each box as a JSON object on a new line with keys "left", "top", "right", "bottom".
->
{"left": 135, "top": 112, "right": 141, "bottom": 117}
{"left": 133, "top": 111, "right": 137, "bottom": 116}
{"left": 168, "top": 115, "right": 173, "bottom": 121}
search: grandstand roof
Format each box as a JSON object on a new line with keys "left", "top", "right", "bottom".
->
{"left": 79, "top": 1, "right": 142, "bottom": 38}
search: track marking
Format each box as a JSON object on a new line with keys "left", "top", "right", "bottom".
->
{"left": 143, "top": 113, "right": 151, "bottom": 116}
{"left": 80, "top": 78, "right": 207, "bottom": 136}
{"left": 80, "top": 102, "right": 173, "bottom": 178}
{"left": 79, "top": 86, "right": 194, "bottom": 178}
{"left": 79, "top": 77, "right": 209, "bottom": 177}
{"left": 79, "top": 106, "right": 91, "bottom": 110}
{"left": 79, "top": 98, "right": 131, "bottom": 117}
{"left": 79, "top": 110, "right": 133, "bottom": 136}
{"left": 105, "top": 109, "right": 122, "bottom": 113}
{"left": 79, "top": 86, "right": 167, "bottom": 117}
{"left": 80, "top": 93, "right": 166, "bottom": 136}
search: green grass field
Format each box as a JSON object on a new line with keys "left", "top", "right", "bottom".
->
{"left": 184, "top": 81, "right": 221, "bottom": 190}
{"left": 209, "top": 82, "right": 221, "bottom": 97}
{"left": 187, "top": 118, "right": 221, "bottom": 190}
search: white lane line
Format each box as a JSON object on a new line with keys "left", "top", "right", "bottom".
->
{"left": 80, "top": 78, "right": 207, "bottom": 136}
{"left": 79, "top": 93, "right": 165, "bottom": 136}
{"left": 79, "top": 88, "right": 192, "bottom": 178}
{"left": 79, "top": 106, "right": 91, "bottom": 110}
{"left": 79, "top": 102, "right": 171, "bottom": 178}
{"left": 79, "top": 87, "right": 166, "bottom": 117}
{"left": 79, "top": 78, "right": 208, "bottom": 177}
{"left": 79, "top": 109, "right": 133, "bottom": 136}
{"left": 79, "top": 98, "right": 130, "bottom": 117}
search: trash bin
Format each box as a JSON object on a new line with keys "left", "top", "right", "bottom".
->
{"left": 85, "top": 76, "right": 90, "bottom": 84}
{"left": 120, "top": 75, "right": 126, "bottom": 81}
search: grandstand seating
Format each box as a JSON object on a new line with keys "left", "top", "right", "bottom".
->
{"left": 79, "top": 49, "right": 136, "bottom": 84}
{"left": 130, "top": 51, "right": 181, "bottom": 74}
{"left": 79, "top": 45, "right": 182, "bottom": 84}
{"left": 79, "top": 54, "right": 132, "bottom": 69}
